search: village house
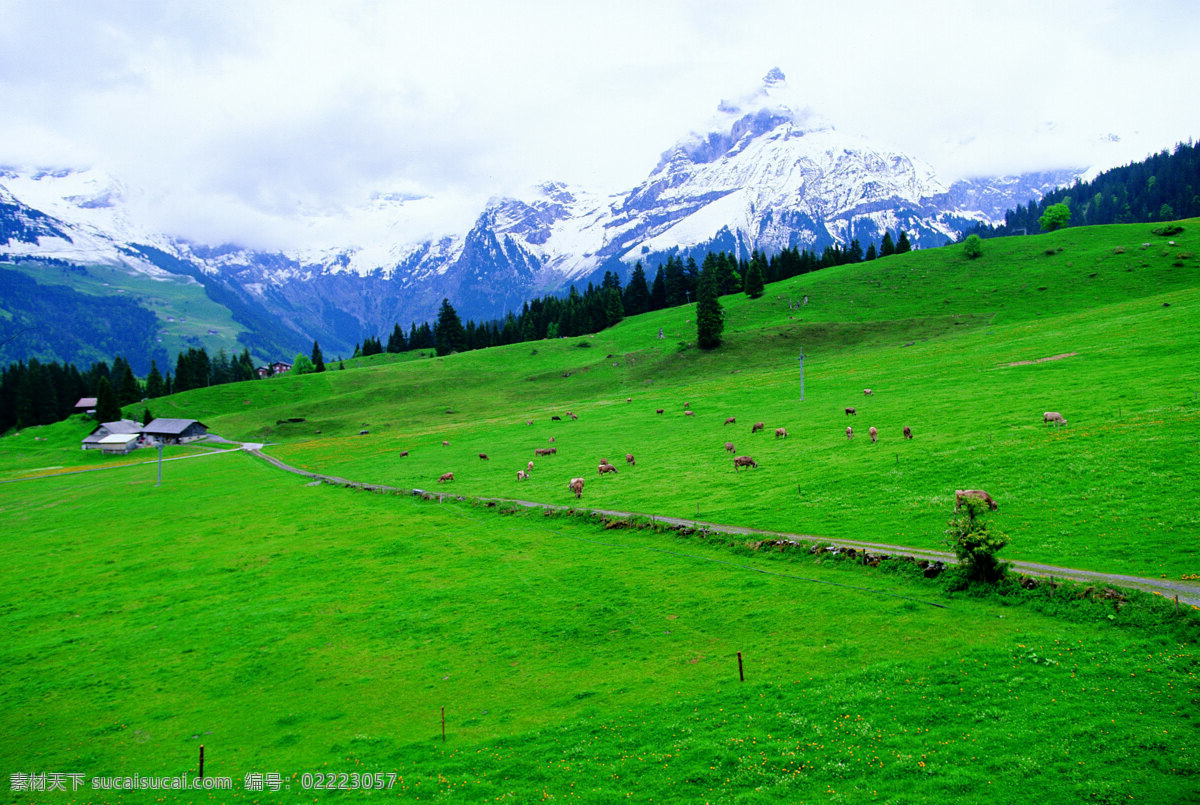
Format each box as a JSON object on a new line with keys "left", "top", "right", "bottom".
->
{"left": 81, "top": 419, "right": 143, "bottom": 450}
{"left": 141, "top": 418, "right": 209, "bottom": 445}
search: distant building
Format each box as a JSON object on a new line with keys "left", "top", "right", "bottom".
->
{"left": 74, "top": 397, "right": 98, "bottom": 414}
{"left": 142, "top": 418, "right": 208, "bottom": 445}
{"left": 270, "top": 361, "right": 292, "bottom": 375}
{"left": 81, "top": 419, "right": 142, "bottom": 450}
{"left": 255, "top": 366, "right": 271, "bottom": 379}
{"left": 98, "top": 433, "right": 140, "bottom": 454}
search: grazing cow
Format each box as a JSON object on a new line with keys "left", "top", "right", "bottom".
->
{"left": 479, "top": 453, "right": 489, "bottom": 460}
{"left": 656, "top": 409, "right": 664, "bottom": 414}
{"left": 733, "top": 455, "right": 758, "bottom": 471}
{"left": 846, "top": 426, "right": 853, "bottom": 440}
{"left": 724, "top": 417, "right": 736, "bottom": 426}
{"left": 1043, "top": 411, "right": 1067, "bottom": 426}
{"left": 684, "top": 402, "right": 690, "bottom": 409}
{"left": 569, "top": 477, "right": 584, "bottom": 499}
{"left": 549, "top": 447, "right": 557, "bottom": 455}
{"left": 526, "top": 420, "right": 534, "bottom": 426}
{"left": 549, "top": 437, "right": 555, "bottom": 442}
{"left": 903, "top": 426, "right": 913, "bottom": 440}
{"left": 517, "top": 470, "right": 528, "bottom": 481}
{"left": 955, "top": 489, "right": 999, "bottom": 511}
{"left": 535, "top": 448, "right": 550, "bottom": 457}
{"left": 570, "top": 413, "right": 578, "bottom": 421}
{"left": 627, "top": 397, "right": 632, "bottom": 403}
{"left": 527, "top": 460, "right": 535, "bottom": 471}
{"left": 399, "top": 450, "right": 409, "bottom": 457}
{"left": 551, "top": 415, "right": 562, "bottom": 421}
{"left": 869, "top": 426, "right": 878, "bottom": 443}
{"left": 725, "top": 441, "right": 736, "bottom": 453}
{"left": 775, "top": 427, "right": 788, "bottom": 439}
{"left": 751, "top": 422, "right": 764, "bottom": 433}
{"left": 442, "top": 440, "right": 450, "bottom": 447}
{"left": 864, "top": 388, "right": 874, "bottom": 396}
{"left": 599, "top": 458, "right": 610, "bottom": 466}
{"left": 845, "top": 407, "right": 856, "bottom": 416}
{"left": 598, "top": 463, "right": 618, "bottom": 475}
{"left": 685, "top": 411, "right": 695, "bottom": 417}
{"left": 625, "top": 453, "right": 635, "bottom": 466}
{"left": 438, "top": 472, "right": 454, "bottom": 483}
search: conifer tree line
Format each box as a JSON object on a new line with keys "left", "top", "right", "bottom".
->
{"left": 964, "top": 139, "right": 1200, "bottom": 239}
{"left": 0, "top": 229, "right": 915, "bottom": 433}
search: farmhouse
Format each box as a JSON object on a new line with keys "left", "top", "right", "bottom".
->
{"left": 142, "top": 418, "right": 209, "bottom": 445}
{"left": 270, "top": 361, "right": 292, "bottom": 375}
{"left": 81, "top": 419, "right": 143, "bottom": 450}
{"left": 74, "top": 397, "right": 98, "bottom": 414}
{"left": 97, "top": 433, "right": 140, "bottom": 454}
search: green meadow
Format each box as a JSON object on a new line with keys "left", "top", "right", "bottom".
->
{"left": 2, "top": 221, "right": 1198, "bottom": 802}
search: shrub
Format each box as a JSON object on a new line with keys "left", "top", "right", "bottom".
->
{"left": 943, "top": 500, "right": 1010, "bottom": 583}
{"left": 963, "top": 234, "right": 983, "bottom": 260}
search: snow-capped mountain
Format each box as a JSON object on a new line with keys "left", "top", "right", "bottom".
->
{"left": 0, "top": 70, "right": 1081, "bottom": 361}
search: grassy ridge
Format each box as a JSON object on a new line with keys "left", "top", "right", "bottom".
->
{"left": 1, "top": 453, "right": 1195, "bottom": 802}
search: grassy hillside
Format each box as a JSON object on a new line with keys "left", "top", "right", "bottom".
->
{"left": 87, "top": 219, "right": 1199, "bottom": 580}
{"left": 1, "top": 454, "right": 1195, "bottom": 802}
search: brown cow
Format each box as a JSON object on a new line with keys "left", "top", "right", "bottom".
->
{"left": 438, "top": 472, "right": 454, "bottom": 483}
{"left": 656, "top": 409, "right": 664, "bottom": 414}
{"left": 549, "top": 437, "right": 555, "bottom": 442}
{"left": 1043, "top": 411, "right": 1067, "bottom": 426}
{"left": 903, "top": 426, "right": 913, "bottom": 440}
{"left": 751, "top": 422, "right": 764, "bottom": 433}
{"left": 845, "top": 407, "right": 856, "bottom": 416}
{"left": 526, "top": 420, "right": 534, "bottom": 426}
{"left": 399, "top": 450, "right": 409, "bottom": 457}
{"left": 534, "top": 448, "right": 551, "bottom": 456}
{"left": 625, "top": 453, "right": 635, "bottom": 466}
{"left": 685, "top": 411, "right": 695, "bottom": 417}
{"left": 598, "top": 463, "right": 618, "bottom": 475}
{"left": 955, "top": 489, "right": 998, "bottom": 511}
{"left": 733, "top": 455, "right": 758, "bottom": 471}
{"left": 442, "top": 440, "right": 450, "bottom": 447}
{"left": 570, "top": 413, "right": 578, "bottom": 421}
{"left": 599, "top": 458, "right": 610, "bottom": 466}
{"left": 569, "top": 477, "right": 584, "bottom": 499}
{"left": 527, "top": 460, "right": 535, "bottom": 471}
{"left": 864, "top": 388, "right": 874, "bottom": 396}
{"left": 626, "top": 397, "right": 632, "bottom": 403}
{"left": 868, "top": 426, "right": 877, "bottom": 443}
{"left": 725, "top": 441, "right": 736, "bottom": 453}
{"left": 684, "top": 402, "right": 690, "bottom": 409}
{"left": 517, "top": 470, "right": 529, "bottom": 481}
{"left": 846, "top": 426, "right": 853, "bottom": 440}
{"left": 775, "top": 427, "right": 787, "bottom": 439}
{"left": 479, "top": 453, "right": 489, "bottom": 460}
{"left": 724, "top": 417, "right": 736, "bottom": 425}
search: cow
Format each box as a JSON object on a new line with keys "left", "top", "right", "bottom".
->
{"left": 548, "top": 447, "right": 557, "bottom": 455}
{"left": 442, "top": 440, "right": 450, "bottom": 447}
{"left": 685, "top": 410, "right": 695, "bottom": 417}
{"left": 733, "top": 455, "right": 758, "bottom": 471}
{"left": 724, "top": 417, "right": 736, "bottom": 426}
{"left": 527, "top": 460, "right": 534, "bottom": 471}
{"left": 751, "top": 422, "right": 764, "bottom": 433}
{"left": 569, "top": 477, "right": 584, "bottom": 499}
{"left": 517, "top": 470, "right": 529, "bottom": 481}
{"left": 1043, "top": 411, "right": 1067, "bottom": 426}
{"left": 903, "top": 426, "right": 913, "bottom": 440}
{"left": 845, "top": 407, "right": 856, "bottom": 416}
{"left": 846, "top": 426, "right": 853, "bottom": 440}
{"left": 599, "top": 458, "right": 610, "bottom": 466}
{"left": 869, "top": 426, "right": 878, "bottom": 443}
{"left": 535, "top": 448, "right": 551, "bottom": 456}
{"left": 724, "top": 441, "right": 736, "bottom": 453}
{"left": 775, "top": 427, "right": 787, "bottom": 439}
{"left": 438, "top": 472, "right": 454, "bottom": 483}
{"left": 656, "top": 409, "right": 664, "bottom": 414}
{"left": 479, "top": 453, "right": 489, "bottom": 460}
{"left": 627, "top": 397, "right": 632, "bottom": 403}
{"left": 955, "top": 489, "right": 998, "bottom": 511}
{"left": 625, "top": 453, "right": 635, "bottom": 466}
{"left": 551, "top": 415, "right": 562, "bottom": 421}
{"left": 684, "top": 402, "right": 690, "bottom": 409}
{"left": 598, "top": 463, "right": 618, "bottom": 475}
{"left": 399, "top": 450, "right": 409, "bottom": 457}
{"left": 864, "top": 388, "right": 874, "bottom": 396}
{"left": 549, "top": 437, "right": 555, "bottom": 442}
{"left": 570, "top": 413, "right": 578, "bottom": 421}
{"left": 526, "top": 420, "right": 534, "bottom": 426}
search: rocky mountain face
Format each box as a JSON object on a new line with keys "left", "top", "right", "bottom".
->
{"left": 0, "top": 71, "right": 1080, "bottom": 360}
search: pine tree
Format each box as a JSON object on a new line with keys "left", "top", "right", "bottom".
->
{"left": 664, "top": 256, "right": 686, "bottom": 307}
{"left": 880, "top": 231, "right": 896, "bottom": 257}
{"left": 145, "top": 361, "right": 165, "bottom": 398}
{"left": 743, "top": 255, "right": 765, "bottom": 298}
{"left": 311, "top": 340, "right": 326, "bottom": 372}
{"left": 896, "top": 230, "right": 912, "bottom": 253}
{"left": 865, "top": 243, "right": 878, "bottom": 261}
{"left": 95, "top": 377, "right": 122, "bottom": 423}
{"left": 142, "top": 407, "right": 153, "bottom": 426}
{"left": 623, "top": 262, "right": 651, "bottom": 316}
{"left": 650, "top": 267, "right": 667, "bottom": 311}
{"left": 386, "top": 323, "right": 407, "bottom": 353}
{"left": 434, "top": 298, "right": 467, "bottom": 356}
{"left": 695, "top": 257, "right": 724, "bottom": 349}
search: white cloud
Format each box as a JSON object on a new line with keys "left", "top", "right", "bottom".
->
{"left": 1, "top": 0, "right": 1198, "bottom": 249}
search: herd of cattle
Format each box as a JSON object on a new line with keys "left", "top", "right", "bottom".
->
{"left": 423, "top": 388, "right": 1068, "bottom": 509}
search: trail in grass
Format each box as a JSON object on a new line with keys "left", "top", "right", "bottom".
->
{"left": 246, "top": 446, "right": 1200, "bottom": 606}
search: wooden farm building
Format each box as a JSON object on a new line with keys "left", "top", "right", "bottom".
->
{"left": 141, "top": 418, "right": 208, "bottom": 445}
{"left": 81, "top": 419, "right": 143, "bottom": 450}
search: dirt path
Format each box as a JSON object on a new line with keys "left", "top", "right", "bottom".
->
{"left": 245, "top": 449, "right": 1200, "bottom": 608}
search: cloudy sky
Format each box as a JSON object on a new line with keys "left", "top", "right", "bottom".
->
{"left": 2, "top": 0, "right": 1198, "bottom": 249}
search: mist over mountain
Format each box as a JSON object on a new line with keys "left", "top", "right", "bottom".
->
{"left": 0, "top": 70, "right": 1082, "bottom": 363}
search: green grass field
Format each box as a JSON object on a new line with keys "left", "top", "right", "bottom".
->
{"left": 2, "top": 221, "right": 1198, "bottom": 802}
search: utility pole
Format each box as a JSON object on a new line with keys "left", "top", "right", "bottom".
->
{"left": 155, "top": 439, "right": 164, "bottom": 487}
{"left": 797, "top": 347, "right": 806, "bottom": 401}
